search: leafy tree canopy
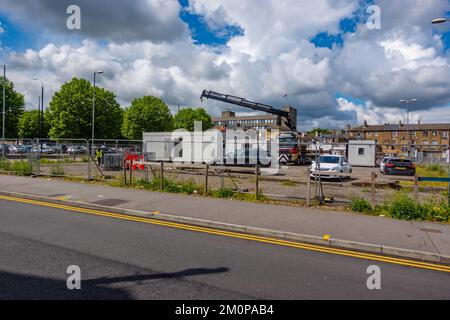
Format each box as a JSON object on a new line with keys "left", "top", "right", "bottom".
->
{"left": 45, "top": 77, "right": 123, "bottom": 140}
{"left": 122, "top": 96, "right": 173, "bottom": 140}
{"left": 173, "top": 107, "right": 213, "bottom": 132}
{"left": 307, "top": 128, "right": 332, "bottom": 135}
{"left": 18, "top": 110, "right": 49, "bottom": 139}
{"left": 0, "top": 76, "right": 25, "bottom": 138}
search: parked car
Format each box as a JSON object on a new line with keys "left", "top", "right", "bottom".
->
{"left": 9, "top": 145, "right": 28, "bottom": 154}
{"left": 0, "top": 144, "right": 9, "bottom": 154}
{"left": 31, "top": 145, "right": 55, "bottom": 154}
{"left": 380, "top": 157, "right": 392, "bottom": 174}
{"left": 383, "top": 158, "right": 416, "bottom": 176}
{"left": 67, "top": 145, "right": 88, "bottom": 155}
{"left": 310, "top": 155, "right": 352, "bottom": 180}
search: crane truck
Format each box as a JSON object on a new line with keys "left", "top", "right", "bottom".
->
{"left": 200, "top": 90, "right": 313, "bottom": 165}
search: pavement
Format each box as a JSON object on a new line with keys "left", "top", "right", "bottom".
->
{"left": 0, "top": 175, "right": 450, "bottom": 264}
{"left": 1, "top": 199, "right": 450, "bottom": 299}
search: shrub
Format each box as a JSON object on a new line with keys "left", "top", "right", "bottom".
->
{"left": 0, "top": 160, "right": 32, "bottom": 176}
{"left": 134, "top": 177, "right": 200, "bottom": 195}
{"left": 425, "top": 163, "right": 446, "bottom": 176}
{"left": 350, "top": 197, "right": 372, "bottom": 213}
{"left": 212, "top": 188, "right": 235, "bottom": 198}
{"left": 386, "top": 193, "right": 421, "bottom": 220}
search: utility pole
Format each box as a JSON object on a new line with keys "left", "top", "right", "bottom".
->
{"left": 92, "top": 71, "right": 103, "bottom": 157}
{"left": 400, "top": 99, "right": 417, "bottom": 158}
{"left": 2, "top": 65, "right": 5, "bottom": 160}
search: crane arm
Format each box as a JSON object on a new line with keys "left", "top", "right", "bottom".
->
{"left": 200, "top": 90, "right": 298, "bottom": 132}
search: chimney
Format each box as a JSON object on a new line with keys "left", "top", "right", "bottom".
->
{"left": 418, "top": 119, "right": 421, "bottom": 125}
{"left": 363, "top": 120, "right": 368, "bottom": 127}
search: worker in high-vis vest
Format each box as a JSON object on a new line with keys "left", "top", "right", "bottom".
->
{"left": 96, "top": 148, "right": 103, "bottom": 167}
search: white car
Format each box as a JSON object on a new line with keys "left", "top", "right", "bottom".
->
{"left": 310, "top": 155, "right": 352, "bottom": 180}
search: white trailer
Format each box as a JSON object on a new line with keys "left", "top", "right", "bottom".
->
{"left": 348, "top": 140, "right": 377, "bottom": 167}
{"left": 143, "top": 131, "right": 221, "bottom": 164}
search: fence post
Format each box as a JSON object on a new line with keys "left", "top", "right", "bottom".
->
{"left": 255, "top": 165, "right": 260, "bottom": 198}
{"left": 204, "top": 164, "right": 209, "bottom": 196}
{"left": 306, "top": 168, "right": 311, "bottom": 206}
{"left": 160, "top": 162, "right": 164, "bottom": 190}
{"left": 414, "top": 173, "right": 419, "bottom": 202}
{"left": 371, "top": 172, "right": 376, "bottom": 210}
{"left": 129, "top": 159, "right": 133, "bottom": 187}
{"left": 123, "top": 159, "right": 127, "bottom": 187}
{"left": 448, "top": 163, "right": 450, "bottom": 206}
{"left": 87, "top": 140, "right": 91, "bottom": 180}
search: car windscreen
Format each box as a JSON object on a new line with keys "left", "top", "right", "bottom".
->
{"left": 390, "top": 159, "right": 412, "bottom": 166}
{"left": 319, "top": 156, "right": 340, "bottom": 164}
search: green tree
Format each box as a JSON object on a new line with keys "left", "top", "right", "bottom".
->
{"left": 45, "top": 77, "right": 123, "bottom": 140}
{"left": 308, "top": 128, "right": 332, "bottom": 135}
{"left": 18, "top": 110, "right": 49, "bottom": 139}
{"left": 173, "top": 107, "right": 213, "bottom": 132}
{"left": 122, "top": 96, "right": 173, "bottom": 140}
{"left": 0, "top": 76, "right": 25, "bottom": 138}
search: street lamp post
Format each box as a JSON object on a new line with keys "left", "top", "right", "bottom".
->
{"left": 399, "top": 99, "right": 417, "bottom": 158}
{"left": 1, "top": 65, "right": 5, "bottom": 160}
{"left": 92, "top": 71, "right": 104, "bottom": 156}
{"left": 33, "top": 79, "right": 44, "bottom": 139}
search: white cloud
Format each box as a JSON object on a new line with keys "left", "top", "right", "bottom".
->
{"left": 2, "top": 0, "right": 450, "bottom": 131}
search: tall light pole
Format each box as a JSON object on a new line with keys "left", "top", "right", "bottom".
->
{"left": 1, "top": 65, "right": 5, "bottom": 160}
{"left": 399, "top": 99, "right": 417, "bottom": 126}
{"left": 33, "top": 79, "right": 44, "bottom": 139}
{"left": 399, "top": 99, "right": 417, "bottom": 158}
{"left": 92, "top": 71, "right": 103, "bottom": 156}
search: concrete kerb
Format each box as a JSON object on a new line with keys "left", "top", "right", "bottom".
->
{"left": 0, "top": 190, "right": 448, "bottom": 265}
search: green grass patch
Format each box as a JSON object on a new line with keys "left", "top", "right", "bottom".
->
{"left": 350, "top": 191, "right": 450, "bottom": 222}
{"left": 0, "top": 160, "right": 33, "bottom": 176}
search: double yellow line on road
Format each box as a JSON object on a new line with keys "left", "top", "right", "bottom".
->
{"left": 1, "top": 194, "right": 450, "bottom": 273}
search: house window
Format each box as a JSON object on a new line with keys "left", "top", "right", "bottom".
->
{"left": 358, "top": 147, "right": 365, "bottom": 156}
{"left": 432, "top": 140, "right": 438, "bottom": 145}
{"left": 411, "top": 131, "right": 416, "bottom": 136}
{"left": 367, "top": 132, "right": 371, "bottom": 137}
{"left": 432, "top": 131, "right": 438, "bottom": 136}
{"left": 393, "top": 131, "right": 398, "bottom": 137}
{"left": 442, "top": 132, "right": 448, "bottom": 138}
{"left": 423, "top": 131, "right": 429, "bottom": 137}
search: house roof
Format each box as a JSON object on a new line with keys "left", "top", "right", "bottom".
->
{"left": 348, "top": 123, "right": 450, "bottom": 132}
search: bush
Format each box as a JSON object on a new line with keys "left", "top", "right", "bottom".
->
{"left": 386, "top": 193, "right": 421, "bottom": 220}
{"left": 382, "top": 192, "right": 450, "bottom": 222}
{"left": 134, "top": 177, "right": 200, "bottom": 195}
{"left": 425, "top": 163, "right": 446, "bottom": 176}
{"left": 350, "top": 197, "right": 372, "bottom": 213}
{"left": 0, "top": 160, "right": 32, "bottom": 176}
{"left": 12, "top": 161, "right": 33, "bottom": 176}
{"left": 212, "top": 188, "right": 235, "bottom": 198}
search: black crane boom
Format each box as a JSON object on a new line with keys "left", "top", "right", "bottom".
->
{"left": 200, "top": 90, "right": 298, "bottom": 133}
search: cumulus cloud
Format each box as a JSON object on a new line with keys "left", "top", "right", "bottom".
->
{"left": 1, "top": 0, "right": 449, "bottom": 131}
{"left": 1, "top": 0, "right": 187, "bottom": 43}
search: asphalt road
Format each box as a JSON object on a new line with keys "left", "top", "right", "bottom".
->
{"left": 0, "top": 199, "right": 449, "bottom": 300}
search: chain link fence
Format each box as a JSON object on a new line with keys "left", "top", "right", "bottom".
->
{"left": 1, "top": 137, "right": 449, "bottom": 208}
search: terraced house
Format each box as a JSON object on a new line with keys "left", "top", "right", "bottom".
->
{"left": 347, "top": 122, "right": 450, "bottom": 162}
